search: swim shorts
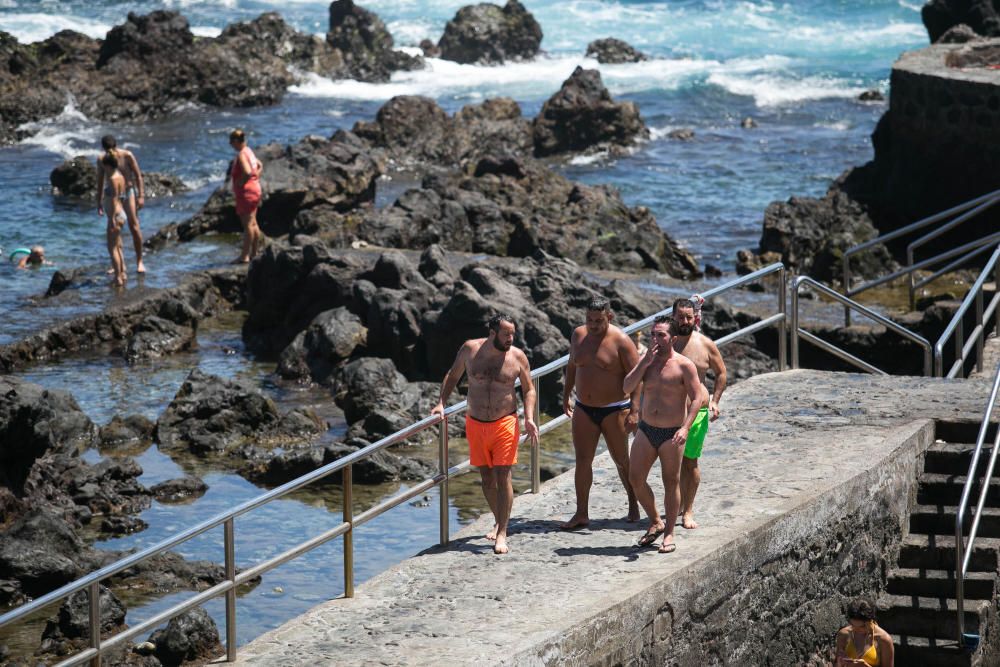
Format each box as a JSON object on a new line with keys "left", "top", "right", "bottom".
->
{"left": 466, "top": 414, "right": 519, "bottom": 467}
{"left": 684, "top": 407, "right": 709, "bottom": 459}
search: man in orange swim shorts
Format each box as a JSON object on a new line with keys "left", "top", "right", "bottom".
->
{"left": 431, "top": 313, "right": 540, "bottom": 555}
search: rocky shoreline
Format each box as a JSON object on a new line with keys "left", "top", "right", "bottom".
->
{"left": 1, "top": 1, "right": 991, "bottom": 664}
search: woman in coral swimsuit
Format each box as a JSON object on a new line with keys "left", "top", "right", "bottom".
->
{"left": 226, "top": 129, "right": 263, "bottom": 263}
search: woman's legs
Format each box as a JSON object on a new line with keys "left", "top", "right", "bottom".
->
{"left": 237, "top": 208, "right": 262, "bottom": 262}
{"left": 106, "top": 213, "right": 125, "bottom": 285}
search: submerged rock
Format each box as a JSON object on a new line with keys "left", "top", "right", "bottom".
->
{"left": 532, "top": 66, "right": 649, "bottom": 157}
{"left": 437, "top": 0, "right": 542, "bottom": 64}
{"left": 123, "top": 315, "right": 196, "bottom": 361}
{"left": 99, "top": 414, "right": 156, "bottom": 452}
{"left": 155, "top": 369, "right": 324, "bottom": 456}
{"left": 150, "top": 476, "right": 209, "bottom": 504}
{"left": 585, "top": 38, "right": 647, "bottom": 64}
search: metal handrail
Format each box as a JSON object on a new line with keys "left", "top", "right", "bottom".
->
{"left": 842, "top": 187, "right": 1000, "bottom": 323}
{"left": 955, "top": 360, "right": 1000, "bottom": 645}
{"left": 0, "top": 263, "right": 788, "bottom": 666}
{"left": 790, "top": 276, "right": 932, "bottom": 376}
{"left": 934, "top": 245, "right": 1000, "bottom": 378}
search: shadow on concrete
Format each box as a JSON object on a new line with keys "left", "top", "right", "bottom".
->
{"left": 552, "top": 544, "right": 644, "bottom": 561}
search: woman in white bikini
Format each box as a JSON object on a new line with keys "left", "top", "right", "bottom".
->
{"left": 97, "top": 149, "right": 128, "bottom": 287}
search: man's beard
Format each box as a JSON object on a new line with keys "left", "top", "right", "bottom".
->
{"left": 493, "top": 337, "right": 512, "bottom": 351}
{"left": 674, "top": 323, "right": 694, "bottom": 336}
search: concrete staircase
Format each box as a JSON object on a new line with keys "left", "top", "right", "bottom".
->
{"left": 882, "top": 438, "right": 1000, "bottom": 666}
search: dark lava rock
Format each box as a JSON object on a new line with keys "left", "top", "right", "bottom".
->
{"left": 150, "top": 476, "right": 208, "bottom": 504}
{"left": 99, "top": 414, "right": 156, "bottom": 452}
{"left": 24, "top": 454, "right": 151, "bottom": 520}
{"left": 533, "top": 66, "right": 648, "bottom": 157}
{"left": 0, "top": 377, "right": 96, "bottom": 494}
{"left": 155, "top": 369, "right": 324, "bottom": 456}
{"left": 418, "top": 243, "right": 456, "bottom": 288}
{"left": 41, "top": 584, "right": 126, "bottom": 643}
{"left": 438, "top": 0, "right": 542, "bottom": 64}
{"left": 1, "top": 268, "right": 243, "bottom": 374}
{"left": 327, "top": 0, "right": 423, "bottom": 82}
{"left": 277, "top": 307, "right": 368, "bottom": 382}
{"left": 149, "top": 131, "right": 384, "bottom": 247}
{"left": 419, "top": 38, "right": 441, "bottom": 58}
{"left": 123, "top": 315, "right": 196, "bottom": 361}
{"left": 0, "top": 510, "right": 101, "bottom": 597}
{"left": 667, "top": 128, "right": 695, "bottom": 141}
{"left": 101, "top": 514, "right": 149, "bottom": 535}
{"left": 741, "top": 116, "right": 758, "bottom": 129}
{"left": 50, "top": 155, "right": 186, "bottom": 199}
{"left": 241, "top": 439, "right": 434, "bottom": 486}
{"left": 332, "top": 357, "right": 440, "bottom": 440}
{"left": 857, "top": 89, "right": 884, "bottom": 102}
{"left": 585, "top": 38, "right": 647, "bottom": 64}
{"left": 923, "top": 0, "right": 1000, "bottom": 42}
{"left": 938, "top": 23, "right": 983, "bottom": 43}
{"left": 149, "top": 607, "right": 223, "bottom": 667}
{"left": 752, "top": 190, "right": 897, "bottom": 282}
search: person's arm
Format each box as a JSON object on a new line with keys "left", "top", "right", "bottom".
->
{"left": 671, "top": 360, "right": 705, "bottom": 446}
{"left": 431, "top": 343, "right": 470, "bottom": 417}
{"left": 706, "top": 338, "right": 727, "bottom": 421}
{"left": 623, "top": 339, "right": 656, "bottom": 395}
{"left": 237, "top": 150, "right": 254, "bottom": 185}
{"left": 563, "top": 330, "right": 580, "bottom": 417}
{"left": 619, "top": 331, "right": 641, "bottom": 433}
{"left": 126, "top": 151, "right": 144, "bottom": 209}
{"left": 878, "top": 631, "right": 894, "bottom": 667}
{"left": 518, "top": 350, "right": 539, "bottom": 444}
{"left": 96, "top": 165, "right": 104, "bottom": 215}
{"left": 15, "top": 255, "right": 27, "bottom": 269}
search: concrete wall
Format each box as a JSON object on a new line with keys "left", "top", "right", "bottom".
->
{"left": 515, "top": 420, "right": 935, "bottom": 666}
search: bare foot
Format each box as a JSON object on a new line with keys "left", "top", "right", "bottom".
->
{"left": 658, "top": 538, "right": 676, "bottom": 554}
{"left": 493, "top": 536, "right": 509, "bottom": 555}
{"left": 682, "top": 511, "right": 699, "bottom": 530}
{"left": 626, "top": 504, "right": 641, "bottom": 523}
{"left": 136, "top": 261, "right": 146, "bottom": 274}
{"left": 486, "top": 524, "right": 498, "bottom": 541}
{"left": 560, "top": 513, "right": 589, "bottom": 530}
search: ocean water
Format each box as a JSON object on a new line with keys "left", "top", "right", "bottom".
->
{"left": 0, "top": 0, "right": 927, "bottom": 654}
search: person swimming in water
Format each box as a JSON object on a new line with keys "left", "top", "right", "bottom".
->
{"left": 11, "top": 246, "right": 49, "bottom": 269}
{"left": 97, "top": 149, "right": 128, "bottom": 287}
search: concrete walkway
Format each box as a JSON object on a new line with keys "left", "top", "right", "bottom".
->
{"left": 232, "top": 370, "right": 994, "bottom": 666}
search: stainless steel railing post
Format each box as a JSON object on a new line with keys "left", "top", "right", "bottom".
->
{"left": 224, "top": 518, "right": 236, "bottom": 662}
{"left": 956, "top": 320, "right": 964, "bottom": 378}
{"left": 843, "top": 262, "right": 852, "bottom": 327}
{"left": 907, "top": 246, "right": 916, "bottom": 311}
{"left": 778, "top": 268, "right": 787, "bottom": 371}
{"left": 343, "top": 464, "right": 354, "bottom": 598}
{"left": 531, "top": 391, "right": 541, "bottom": 494}
{"left": 790, "top": 277, "right": 800, "bottom": 369}
{"left": 438, "top": 418, "right": 450, "bottom": 546}
{"left": 976, "top": 290, "right": 985, "bottom": 374}
{"left": 89, "top": 581, "right": 101, "bottom": 667}
{"left": 995, "top": 260, "right": 1000, "bottom": 334}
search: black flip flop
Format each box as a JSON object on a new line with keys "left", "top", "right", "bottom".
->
{"left": 636, "top": 527, "right": 664, "bottom": 548}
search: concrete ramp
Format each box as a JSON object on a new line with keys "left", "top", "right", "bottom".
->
{"left": 232, "top": 370, "right": 993, "bottom": 665}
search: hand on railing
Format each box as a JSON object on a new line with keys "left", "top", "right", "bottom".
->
{"left": 430, "top": 402, "right": 444, "bottom": 419}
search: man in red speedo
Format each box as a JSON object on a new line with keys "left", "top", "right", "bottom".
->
{"left": 431, "top": 314, "right": 540, "bottom": 555}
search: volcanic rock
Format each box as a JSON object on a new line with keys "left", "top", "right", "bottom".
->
{"left": 122, "top": 315, "right": 196, "bottom": 361}
{"left": 437, "top": 0, "right": 542, "bottom": 64}
{"left": 585, "top": 38, "right": 647, "bottom": 64}
{"left": 50, "top": 155, "right": 186, "bottom": 199}
{"left": 150, "top": 476, "right": 208, "bottom": 504}
{"left": 533, "top": 66, "right": 648, "bottom": 157}
{"left": 923, "top": 0, "right": 1000, "bottom": 42}
{"left": 327, "top": 0, "right": 423, "bottom": 81}
{"left": 277, "top": 307, "right": 368, "bottom": 382}
{"left": 241, "top": 439, "right": 434, "bottom": 486}
{"left": 99, "top": 414, "right": 156, "bottom": 452}
{"left": 149, "top": 607, "right": 223, "bottom": 667}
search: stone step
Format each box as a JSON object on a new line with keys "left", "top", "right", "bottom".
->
{"left": 877, "top": 594, "right": 986, "bottom": 641}
{"left": 917, "top": 473, "right": 1000, "bottom": 507}
{"left": 923, "top": 442, "right": 995, "bottom": 477}
{"left": 909, "top": 504, "right": 1000, "bottom": 538}
{"left": 886, "top": 567, "right": 996, "bottom": 600}
{"left": 896, "top": 534, "right": 1000, "bottom": 571}
{"left": 891, "top": 634, "right": 972, "bottom": 667}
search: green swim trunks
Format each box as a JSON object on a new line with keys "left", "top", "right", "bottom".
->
{"left": 684, "top": 407, "right": 709, "bottom": 459}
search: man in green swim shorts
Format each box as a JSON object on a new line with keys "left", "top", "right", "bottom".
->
{"left": 671, "top": 297, "right": 727, "bottom": 530}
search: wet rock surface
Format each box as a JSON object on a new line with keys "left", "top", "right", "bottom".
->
{"left": 155, "top": 369, "right": 325, "bottom": 456}
{"left": 0, "top": 267, "right": 244, "bottom": 373}
{"left": 149, "top": 476, "right": 209, "bottom": 504}
{"left": 437, "top": 0, "right": 542, "bottom": 64}
{"left": 585, "top": 38, "right": 647, "bottom": 64}
{"left": 532, "top": 67, "right": 649, "bottom": 157}
{"left": 99, "top": 415, "right": 156, "bottom": 453}
{"left": 0, "top": 6, "right": 422, "bottom": 144}
{"left": 38, "top": 584, "right": 127, "bottom": 657}
{"left": 149, "top": 607, "right": 224, "bottom": 667}
{"left": 122, "top": 315, "right": 197, "bottom": 362}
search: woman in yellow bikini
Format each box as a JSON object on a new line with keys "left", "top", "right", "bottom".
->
{"left": 835, "top": 598, "right": 894, "bottom": 666}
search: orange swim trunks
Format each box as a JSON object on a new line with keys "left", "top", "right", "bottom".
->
{"left": 466, "top": 413, "right": 520, "bottom": 467}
